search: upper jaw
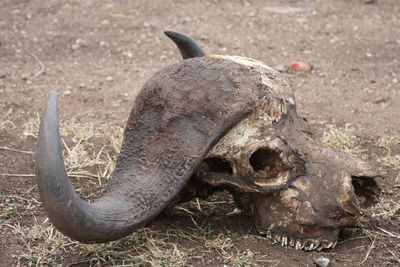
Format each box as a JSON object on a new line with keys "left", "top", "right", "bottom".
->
{"left": 251, "top": 172, "right": 374, "bottom": 251}
{"left": 257, "top": 228, "right": 339, "bottom": 251}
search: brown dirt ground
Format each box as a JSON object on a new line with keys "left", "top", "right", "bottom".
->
{"left": 1, "top": 0, "right": 399, "bottom": 266}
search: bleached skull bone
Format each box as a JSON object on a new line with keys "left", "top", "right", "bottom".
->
{"left": 206, "top": 55, "right": 296, "bottom": 190}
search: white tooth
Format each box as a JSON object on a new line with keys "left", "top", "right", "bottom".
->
{"left": 290, "top": 239, "right": 295, "bottom": 247}
{"left": 300, "top": 242, "right": 305, "bottom": 249}
{"left": 316, "top": 244, "right": 325, "bottom": 251}
{"left": 326, "top": 242, "right": 333, "bottom": 249}
{"left": 276, "top": 235, "right": 281, "bottom": 242}
{"left": 267, "top": 231, "right": 272, "bottom": 239}
{"left": 296, "top": 241, "right": 301, "bottom": 250}
{"left": 332, "top": 241, "right": 338, "bottom": 248}
{"left": 309, "top": 243, "right": 315, "bottom": 250}
{"left": 283, "top": 236, "right": 288, "bottom": 246}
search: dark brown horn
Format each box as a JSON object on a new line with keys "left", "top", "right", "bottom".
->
{"left": 36, "top": 58, "right": 258, "bottom": 243}
{"left": 164, "top": 29, "right": 206, "bottom": 59}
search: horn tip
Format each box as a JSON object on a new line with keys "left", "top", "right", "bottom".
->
{"left": 163, "top": 29, "right": 183, "bottom": 39}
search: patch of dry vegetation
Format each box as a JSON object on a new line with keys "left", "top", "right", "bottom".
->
{"left": 376, "top": 135, "right": 400, "bottom": 175}
{"left": 0, "top": 191, "right": 39, "bottom": 227}
{"left": 6, "top": 221, "right": 189, "bottom": 266}
{"left": 3, "top": 197, "right": 268, "bottom": 266}
{"left": 322, "top": 124, "right": 365, "bottom": 155}
{"left": 22, "top": 116, "right": 123, "bottom": 181}
{"left": 0, "top": 120, "right": 15, "bottom": 131}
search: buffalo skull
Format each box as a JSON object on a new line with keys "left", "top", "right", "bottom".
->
{"left": 36, "top": 30, "right": 379, "bottom": 250}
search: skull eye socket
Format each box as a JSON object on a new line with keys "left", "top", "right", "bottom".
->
{"left": 249, "top": 148, "right": 282, "bottom": 173}
{"left": 351, "top": 176, "right": 379, "bottom": 208}
{"left": 204, "top": 157, "right": 233, "bottom": 174}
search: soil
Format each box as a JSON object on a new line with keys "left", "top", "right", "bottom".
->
{"left": 0, "top": 0, "right": 399, "bottom": 266}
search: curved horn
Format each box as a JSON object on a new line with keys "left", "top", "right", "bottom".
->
{"left": 36, "top": 59, "right": 256, "bottom": 243}
{"left": 164, "top": 29, "right": 206, "bottom": 59}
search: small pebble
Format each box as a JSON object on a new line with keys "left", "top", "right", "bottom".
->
{"left": 106, "top": 76, "right": 114, "bottom": 82}
{"left": 372, "top": 96, "right": 388, "bottom": 104}
{"left": 274, "top": 64, "right": 288, "bottom": 73}
{"left": 314, "top": 256, "right": 330, "bottom": 267}
{"left": 288, "top": 61, "right": 312, "bottom": 72}
{"left": 70, "top": 43, "right": 80, "bottom": 50}
{"left": 122, "top": 51, "right": 133, "bottom": 58}
{"left": 71, "top": 39, "right": 84, "bottom": 51}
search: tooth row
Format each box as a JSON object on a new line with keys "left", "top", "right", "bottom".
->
{"left": 265, "top": 231, "right": 337, "bottom": 251}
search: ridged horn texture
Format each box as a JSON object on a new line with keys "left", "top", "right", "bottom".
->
{"left": 36, "top": 57, "right": 262, "bottom": 243}
{"left": 164, "top": 29, "right": 206, "bottom": 59}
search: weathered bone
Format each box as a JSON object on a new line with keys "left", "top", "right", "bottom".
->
{"left": 36, "top": 30, "right": 379, "bottom": 250}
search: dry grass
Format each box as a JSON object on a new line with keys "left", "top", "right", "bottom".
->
{"left": 376, "top": 134, "right": 400, "bottom": 188}
{"left": 73, "top": 228, "right": 189, "bottom": 266}
{"left": 1, "top": 190, "right": 189, "bottom": 266}
{"left": 21, "top": 116, "right": 123, "bottom": 184}
{"left": 378, "top": 154, "right": 400, "bottom": 170}
{"left": 322, "top": 124, "right": 364, "bottom": 155}
{"left": 0, "top": 191, "right": 39, "bottom": 227}
{"left": 6, "top": 220, "right": 189, "bottom": 266}
{"left": 376, "top": 135, "right": 400, "bottom": 151}
{"left": 375, "top": 134, "right": 400, "bottom": 172}
{"left": 0, "top": 120, "right": 15, "bottom": 130}
{"left": 376, "top": 135, "right": 400, "bottom": 168}
{"left": 3, "top": 197, "right": 268, "bottom": 266}
{"left": 368, "top": 196, "right": 400, "bottom": 220}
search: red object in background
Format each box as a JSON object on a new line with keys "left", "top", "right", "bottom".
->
{"left": 288, "top": 61, "right": 312, "bottom": 72}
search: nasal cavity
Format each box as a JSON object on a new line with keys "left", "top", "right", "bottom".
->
{"left": 351, "top": 176, "right": 379, "bottom": 208}
{"left": 249, "top": 148, "right": 282, "bottom": 173}
{"left": 204, "top": 157, "right": 233, "bottom": 174}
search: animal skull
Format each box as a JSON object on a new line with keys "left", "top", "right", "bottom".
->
{"left": 35, "top": 30, "right": 379, "bottom": 251}
{"left": 193, "top": 56, "right": 379, "bottom": 251}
